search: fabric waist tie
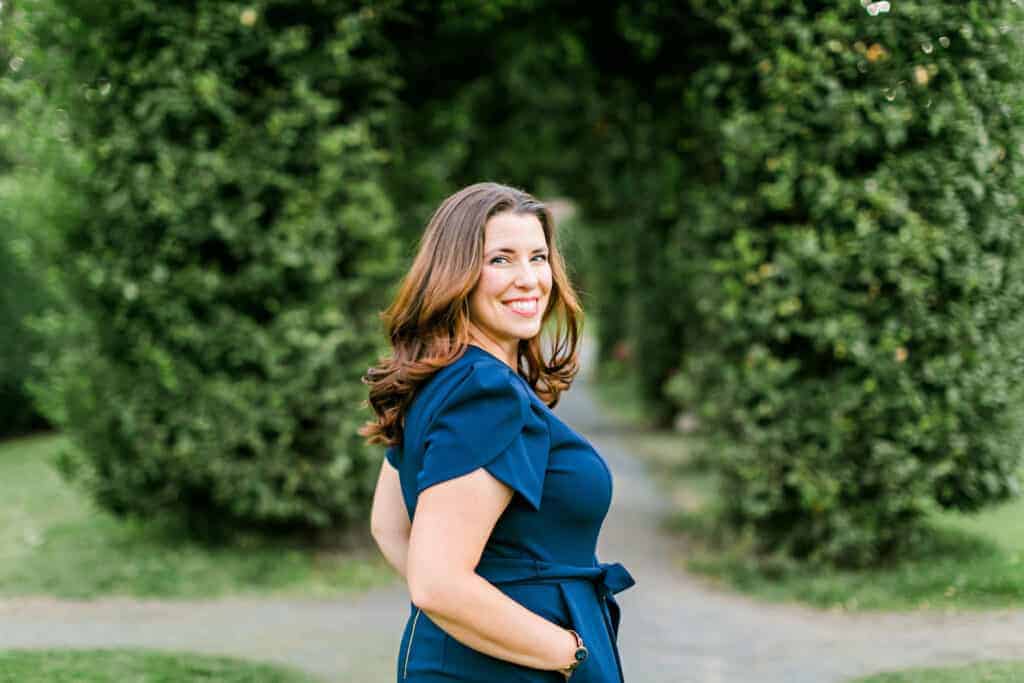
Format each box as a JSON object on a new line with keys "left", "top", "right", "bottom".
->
{"left": 473, "top": 556, "right": 636, "bottom": 636}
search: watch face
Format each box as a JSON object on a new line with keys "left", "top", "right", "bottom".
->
{"left": 574, "top": 647, "right": 588, "bottom": 663}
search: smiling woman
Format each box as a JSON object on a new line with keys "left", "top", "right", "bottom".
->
{"left": 360, "top": 182, "right": 636, "bottom": 682}
{"left": 468, "top": 211, "right": 553, "bottom": 368}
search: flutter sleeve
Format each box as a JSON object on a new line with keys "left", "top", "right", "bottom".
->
{"left": 416, "top": 362, "right": 550, "bottom": 511}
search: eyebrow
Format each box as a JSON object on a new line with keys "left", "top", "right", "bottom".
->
{"left": 486, "top": 246, "right": 549, "bottom": 256}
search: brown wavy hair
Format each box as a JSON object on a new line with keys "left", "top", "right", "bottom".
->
{"left": 359, "top": 182, "right": 583, "bottom": 450}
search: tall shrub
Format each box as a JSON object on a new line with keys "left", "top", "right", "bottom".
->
{"left": 666, "top": 0, "right": 1024, "bottom": 565}
{"left": 0, "top": 0, "right": 68, "bottom": 437}
{"left": 26, "top": 2, "right": 403, "bottom": 537}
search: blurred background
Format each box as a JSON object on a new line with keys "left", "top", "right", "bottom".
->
{"left": 2, "top": 1, "right": 1024, "bottom": 682}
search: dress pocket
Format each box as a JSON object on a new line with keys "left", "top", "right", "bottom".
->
{"left": 555, "top": 582, "right": 622, "bottom": 683}
{"left": 442, "top": 582, "right": 568, "bottom": 682}
{"left": 503, "top": 582, "right": 572, "bottom": 628}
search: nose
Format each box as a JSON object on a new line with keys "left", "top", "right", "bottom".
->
{"left": 513, "top": 259, "right": 541, "bottom": 289}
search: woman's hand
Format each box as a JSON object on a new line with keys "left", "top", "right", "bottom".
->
{"left": 557, "top": 627, "right": 580, "bottom": 679}
{"left": 408, "top": 467, "right": 580, "bottom": 672}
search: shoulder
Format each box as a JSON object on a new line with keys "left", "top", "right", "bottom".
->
{"left": 436, "top": 353, "right": 528, "bottom": 416}
{"left": 409, "top": 350, "right": 525, "bottom": 424}
{"left": 420, "top": 350, "right": 542, "bottom": 446}
{"left": 416, "top": 351, "right": 550, "bottom": 509}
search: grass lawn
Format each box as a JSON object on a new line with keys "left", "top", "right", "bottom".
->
{"left": 0, "top": 648, "right": 321, "bottom": 682}
{"left": 848, "top": 660, "right": 1024, "bottom": 682}
{"left": 0, "top": 432, "right": 396, "bottom": 599}
{"left": 591, "top": 366, "right": 1024, "bottom": 612}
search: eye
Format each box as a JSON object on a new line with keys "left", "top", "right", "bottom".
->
{"left": 488, "top": 254, "right": 549, "bottom": 264}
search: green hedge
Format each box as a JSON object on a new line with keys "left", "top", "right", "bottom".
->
{"left": 0, "top": 235, "right": 47, "bottom": 437}
{"left": 0, "top": 0, "right": 65, "bottom": 437}
{"left": 22, "top": 2, "right": 403, "bottom": 537}
{"left": 366, "top": 3, "right": 1024, "bottom": 566}
{"left": 14, "top": 0, "right": 1024, "bottom": 564}
{"left": 665, "top": 0, "right": 1024, "bottom": 565}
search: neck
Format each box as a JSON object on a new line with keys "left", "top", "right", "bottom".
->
{"left": 467, "top": 332, "right": 517, "bottom": 370}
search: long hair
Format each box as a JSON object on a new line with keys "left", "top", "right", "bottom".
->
{"left": 359, "top": 182, "right": 583, "bottom": 450}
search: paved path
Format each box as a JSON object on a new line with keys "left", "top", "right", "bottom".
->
{"left": 2, "top": 340, "right": 1023, "bottom": 682}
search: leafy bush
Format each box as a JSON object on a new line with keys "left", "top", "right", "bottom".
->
{"left": 22, "top": 2, "right": 403, "bottom": 537}
{"left": 665, "top": 0, "right": 1024, "bottom": 565}
{"left": 16, "top": 0, "right": 1024, "bottom": 564}
{"left": 0, "top": 234, "right": 48, "bottom": 437}
{"left": 0, "top": 0, "right": 58, "bottom": 437}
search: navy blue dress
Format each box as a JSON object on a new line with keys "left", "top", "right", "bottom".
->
{"left": 385, "top": 344, "right": 636, "bottom": 682}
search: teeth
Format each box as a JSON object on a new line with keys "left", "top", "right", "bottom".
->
{"left": 507, "top": 300, "right": 537, "bottom": 313}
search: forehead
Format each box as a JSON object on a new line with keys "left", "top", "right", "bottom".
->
{"left": 483, "top": 212, "right": 546, "bottom": 250}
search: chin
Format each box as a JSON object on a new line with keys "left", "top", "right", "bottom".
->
{"left": 498, "top": 327, "right": 536, "bottom": 343}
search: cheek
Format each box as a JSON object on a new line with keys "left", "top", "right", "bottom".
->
{"left": 483, "top": 270, "right": 512, "bottom": 292}
{"left": 541, "top": 265, "right": 554, "bottom": 291}
{"left": 475, "top": 268, "right": 507, "bottom": 300}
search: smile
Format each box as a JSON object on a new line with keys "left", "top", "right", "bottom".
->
{"left": 502, "top": 298, "right": 539, "bottom": 317}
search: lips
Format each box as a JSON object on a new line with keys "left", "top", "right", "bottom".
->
{"left": 502, "top": 297, "right": 540, "bottom": 317}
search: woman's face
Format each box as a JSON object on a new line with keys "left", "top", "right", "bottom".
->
{"left": 467, "top": 211, "right": 553, "bottom": 365}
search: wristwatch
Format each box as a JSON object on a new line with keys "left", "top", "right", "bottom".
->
{"left": 559, "top": 629, "right": 588, "bottom": 679}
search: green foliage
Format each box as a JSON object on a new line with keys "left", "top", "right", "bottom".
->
{"left": 0, "top": 225, "right": 48, "bottom": 436}
{"left": 0, "top": 434, "right": 393, "bottom": 599}
{"left": 14, "top": 0, "right": 1024, "bottom": 566}
{"left": 22, "top": 2, "right": 404, "bottom": 536}
{"left": 376, "top": 5, "right": 707, "bottom": 431}
{"left": 663, "top": 1, "right": 1024, "bottom": 566}
{"left": 593, "top": 364, "right": 1024, "bottom": 611}
{"left": 0, "top": 649, "right": 320, "bottom": 683}
{"left": 359, "top": 2, "right": 1024, "bottom": 565}
{"left": 851, "top": 661, "right": 1024, "bottom": 683}
{"left": 684, "top": 521, "right": 1024, "bottom": 612}
{"left": 0, "top": 0, "right": 65, "bottom": 437}
{"left": 375, "top": 1, "right": 601, "bottom": 243}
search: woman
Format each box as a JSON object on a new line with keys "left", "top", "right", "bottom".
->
{"left": 360, "top": 182, "right": 635, "bottom": 682}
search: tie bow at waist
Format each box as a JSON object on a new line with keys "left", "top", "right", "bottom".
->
{"left": 474, "top": 555, "right": 635, "bottom": 636}
{"left": 475, "top": 556, "right": 634, "bottom": 595}
{"left": 474, "top": 556, "right": 634, "bottom": 681}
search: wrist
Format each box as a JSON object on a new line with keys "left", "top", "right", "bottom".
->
{"left": 557, "top": 628, "right": 587, "bottom": 679}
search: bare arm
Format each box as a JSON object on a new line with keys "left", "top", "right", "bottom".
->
{"left": 407, "top": 467, "right": 578, "bottom": 674}
{"left": 370, "top": 457, "right": 411, "bottom": 579}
